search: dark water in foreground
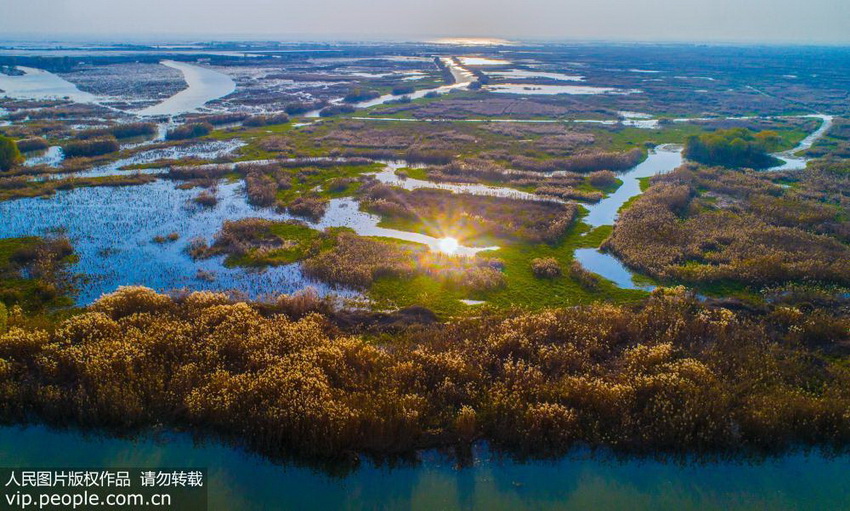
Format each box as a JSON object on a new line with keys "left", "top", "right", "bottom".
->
{"left": 1, "top": 425, "right": 848, "bottom": 510}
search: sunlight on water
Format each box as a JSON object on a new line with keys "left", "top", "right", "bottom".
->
{"left": 437, "top": 237, "right": 460, "bottom": 255}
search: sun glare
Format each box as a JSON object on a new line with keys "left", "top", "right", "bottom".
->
{"left": 437, "top": 237, "right": 460, "bottom": 255}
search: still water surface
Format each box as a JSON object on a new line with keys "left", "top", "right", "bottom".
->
{"left": 0, "top": 425, "right": 847, "bottom": 510}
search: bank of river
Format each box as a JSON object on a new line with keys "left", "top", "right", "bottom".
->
{"left": 1, "top": 425, "right": 847, "bottom": 510}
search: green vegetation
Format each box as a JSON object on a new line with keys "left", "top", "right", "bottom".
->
{"left": 0, "top": 236, "right": 76, "bottom": 311}
{"left": 0, "top": 135, "right": 23, "bottom": 171}
{"left": 197, "top": 218, "right": 332, "bottom": 267}
{"left": 684, "top": 128, "right": 783, "bottom": 169}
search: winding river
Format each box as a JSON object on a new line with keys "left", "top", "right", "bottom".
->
{"left": 135, "top": 60, "right": 236, "bottom": 117}
{"left": 0, "top": 61, "right": 236, "bottom": 117}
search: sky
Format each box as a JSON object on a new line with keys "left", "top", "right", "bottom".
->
{"left": 2, "top": 0, "right": 850, "bottom": 45}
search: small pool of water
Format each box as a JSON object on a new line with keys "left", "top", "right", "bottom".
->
{"left": 574, "top": 249, "right": 654, "bottom": 291}
{"left": 23, "top": 146, "right": 64, "bottom": 167}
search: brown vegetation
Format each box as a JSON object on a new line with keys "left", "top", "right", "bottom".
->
{"left": 1, "top": 286, "right": 848, "bottom": 462}
{"left": 360, "top": 184, "right": 577, "bottom": 243}
{"left": 302, "top": 231, "right": 504, "bottom": 292}
{"left": 61, "top": 136, "right": 120, "bottom": 158}
{"left": 531, "top": 257, "right": 562, "bottom": 279}
{"left": 604, "top": 163, "right": 850, "bottom": 288}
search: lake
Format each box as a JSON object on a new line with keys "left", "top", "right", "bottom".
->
{"left": 1, "top": 425, "right": 847, "bottom": 510}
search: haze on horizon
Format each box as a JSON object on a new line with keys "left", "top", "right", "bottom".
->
{"left": 2, "top": 0, "right": 850, "bottom": 45}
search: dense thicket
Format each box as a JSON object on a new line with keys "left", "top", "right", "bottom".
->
{"left": 605, "top": 163, "right": 850, "bottom": 287}
{"left": 14, "top": 137, "right": 49, "bottom": 153}
{"left": 61, "top": 136, "right": 120, "bottom": 158}
{"left": 684, "top": 128, "right": 782, "bottom": 169}
{"left": 77, "top": 122, "right": 157, "bottom": 140}
{"left": 0, "top": 286, "right": 848, "bottom": 463}
{"left": 165, "top": 123, "right": 213, "bottom": 141}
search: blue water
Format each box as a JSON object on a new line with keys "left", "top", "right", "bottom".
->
{"left": 0, "top": 179, "right": 334, "bottom": 304}
{"left": 0, "top": 425, "right": 847, "bottom": 510}
{"left": 574, "top": 248, "right": 655, "bottom": 291}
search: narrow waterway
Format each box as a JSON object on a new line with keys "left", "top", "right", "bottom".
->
{"left": 304, "top": 57, "right": 476, "bottom": 118}
{"left": 770, "top": 114, "right": 834, "bottom": 171}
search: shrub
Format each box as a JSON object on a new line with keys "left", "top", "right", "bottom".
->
{"left": 391, "top": 85, "right": 415, "bottom": 96}
{"left": 531, "top": 257, "right": 562, "bottom": 279}
{"left": 243, "top": 113, "right": 290, "bottom": 127}
{"left": 684, "top": 128, "right": 782, "bottom": 169}
{"left": 78, "top": 122, "right": 157, "bottom": 140}
{"left": 245, "top": 173, "right": 278, "bottom": 207}
{"left": 284, "top": 101, "right": 327, "bottom": 115}
{"left": 0, "top": 302, "right": 6, "bottom": 333}
{"left": 1, "top": 287, "right": 848, "bottom": 461}
{"left": 605, "top": 164, "right": 850, "bottom": 287}
{"left": 15, "top": 137, "right": 49, "bottom": 153}
{"left": 343, "top": 88, "right": 381, "bottom": 103}
{"left": 0, "top": 136, "right": 23, "bottom": 171}
{"left": 165, "top": 123, "right": 213, "bottom": 141}
{"left": 61, "top": 136, "right": 120, "bottom": 158}
{"left": 588, "top": 170, "right": 619, "bottom": 188}
{"left": 319, "top": 104, "right": 356, "bottom": 117}
{"left": 186, "top": 238, "right": 210, "bottom": 260}
{"left": 286, "top": 196, "right": 328, "bottom": 221}
{"left": 192, "top": 191, "right": 218, "bottom": 208}
{"left": 568, "top": 261, "right": 602, "bottom": 290}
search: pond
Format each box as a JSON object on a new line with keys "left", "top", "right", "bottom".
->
{"left": 573, "top": 249, "right": 654, "bottom": 291}
{"left": 1, "top": 425, "right": 847, "bottom": 510}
